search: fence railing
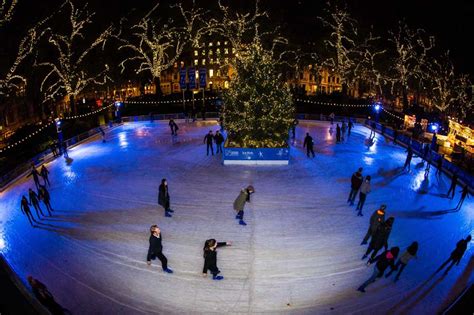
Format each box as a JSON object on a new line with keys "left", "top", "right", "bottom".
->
{"left": 365, "top": 120, "right": 474, "bottom": 190}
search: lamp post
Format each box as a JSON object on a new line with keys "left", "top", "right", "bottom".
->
{"left": 55, "top": 118, "right": 63, "bottom": 155}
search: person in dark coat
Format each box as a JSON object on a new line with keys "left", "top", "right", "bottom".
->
{"left": 362, "top": 217, "right": 395, "bottom": 262}
{"left": 40, "top": 165, "right": 50, "bottom": 186}
{"left": 29, "top": 188, "right": 46, "bottom": 219}
{"left": 447, "top": 173, "right": 458, "bottom": 199}
{"left": 214, "top": 130, "right": 224, "bottom": 154}
{"left": 203, "top": 239, "right": 231, "bottom": 280}
{"left": 21, "top": 196, "right": 36, "bottom": 226}
{"left": 403, "top": 145, "right": 414, "bottom": 171}
{"left": 38, "top": 185, "right": 53, "bottom": 214}
{"left": 347, "top": 167, "right": 363, "bottom": 205}
{"left": 436, "top": 235, "right": 471, "bottom": 275}
{"left": 158, "top": 178, "right": 173, "bottom": 217}
{"left": 361, "top": 205, "right": 386, "bottom": 245}
{"left": 291, "top": 119, "right": 298, "bottom": 139}
{"left": 28, "top": 167, "right": 41, "bottom": 189}
{"left": 303, "top": 133, "right": 315, "bottom": 158}
{"left": 169, "top": 119, "right": 176, "bottom": 135}
{"left": 357, "top": 247, "right": 399, "bottom": 292}
{"left": 336, "top": 124, "right": 341, "bottom": 142}
{"left": 28, "top": 276, "right": 66, "bottom": 315}
{"left": 348, "top": 120, "right": 353, "bottom": 136}
{"left": 203, "top": 130, "right": 214, "bottom": 156}
{"left": 385, "top": 241, "right": 418, "bottom": 282}
{"left": 146, "top": 225, "right": 173, "bottom": 273}
{"left": 455, "top": 185, "right": 470, "bottom": 210}
{"left": 234, "top": 185, "right": 255, "bottom": 226}
{"left": 436, "top": 155, "right": 443, "bottom": 176}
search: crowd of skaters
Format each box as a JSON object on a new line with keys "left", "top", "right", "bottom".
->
{"left": 21, "top": 165, "right": 54, "bottom": 227}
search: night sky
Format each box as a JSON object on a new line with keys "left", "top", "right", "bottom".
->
{"left": 2, "top": 0, "right": 474, "bottom": 75}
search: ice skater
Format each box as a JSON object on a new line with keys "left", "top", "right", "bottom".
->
{"left": 203, "top": 239, "right": 231, "bottom": 280}
{"left": 29, "top": 188, "right": 46, "bottom": 219}
{"left": 361, "top": 205, "right": 386, "bottom": 245}
{"left": 455, "top": 185, "right": 469, "bottom": 210}
{"left": 336, "top": 124, "right": 341, "bottom": 142}
{"left": 403, "top": 145, "right": 414, "bottom": 171}
{"left": 214, "top": 130, "right": 224, "bottom": 154}
{"left": 362, "top": 217, "right": 395, "bottom": 262}
{"left": 347, "top": 167, "right": 363, "bottom": 206}
{"left": 203, "top": 130, "right": 214, "bottom": 156}
{"left": 21, "top": 196, "right": 37, "bottom": 226}
{"left": 38, "top": 185, "right": 53, "bottom": 214}
{"left": 158, "top": 178, "right": 173, "bottom": 217}
{"left": 366, "top": 126, "right": 376, "bottom": 147}
{"left": 28, "top": 166, "right": 41, "bottom": 190}
{"left": 329, "top": 112, "right": 335, "bottom": 124}
{"left": 341, "top": 121, "right": 347, "bottom": 140}
{"left": 98, "top": 126, "right": 106, "bottom": 142}
{"left": 435, "top": 235, "right": 471, "bottom": 275}
{"left": 146, "top": 225, "right": 173, "bottom": 273}
{"left": 169, "top": 119, "right": 179, "bottom": 136}
{"left": 356, "top": 176, "right": 371, "bottom": 215}
{"left": 303, "top": 133, "right": 315, "bottom": 158}
{"left": 40, "top": 165, "right": 50, "bottom": 186}
{"left": 357, "top": 247, "right": 399, "bottom": 293}
{"left": 233, "top": 185, "right": 255, "bottom": 226}
{"left": 291, "top": 119, "right": 298, "bottom": 140}
{"left": 424, "top": 156, "right": 431, "bottom": 179}
{"left": 447, "top": 173, "right": 458, "bottom": 199}
{"left": 436, "top": 155, "right": 443, "bottom": 176}
{"left": 348, "top": 120, "right": 353, "bottom": 136}
{"left": 385, "top": 241, "right": 418, "bottom": 282}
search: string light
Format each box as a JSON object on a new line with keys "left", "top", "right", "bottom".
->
{"left": 382, "top": 108, "right": 404, "bottom": 121}
{"left": 125, "top": 96, "right": 218, "bottom": 105}
{"left": 296, "top": 99, "right": 371, "bottom": 108}
{"left": 0, "top": 102, "right": 115, "bottom": 153}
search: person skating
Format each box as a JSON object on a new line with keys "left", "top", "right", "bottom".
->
{"left": 38, "top": 185, "right": 53, "bottom": 214}
{"left": 356, "top": 176, "right": 371, "bottom": 215}
{"left": 214, "top": 130, "right": 224, "bottom": 154}
{"left": 435, "top": 235, "right": 471, "bottom": 275}
{"left": 357, "top": 247, "right": 399, "bottom": 293}
{"left": 21, "top": 195, "right": 37, "bottom": 226}
{"left": 233, "top": 185, "right": 255, "bottom": 226}
{"left": 336, "top": 124, "right": 341, "bottom": 142}
{"left": 329, "top": 112, "right": 335, "bottom": 124}
{"left": 169, "top": 119, "right": 179, "bottom": 136}
{"left": 362, "top": 217, "right": 395, "bottom": 262}
{"left": 436, "top": 155, "right": 443, "bottom": 176}
{"left": 455, "top": 185, "right": 469, "bottom": 210}
{"left": 447, "top": 173, "right": 458, "bottom": 199}
{"left": 28, "top": 166, "right": 41, "bottom": 189}
{"left": 361, "top": 205, "right": 386, "bottom": 245}
{"left": 40, "top": 165, "right": 50, "bottom": 186}
{"left": 146, "top": 225, "right": 173, "bottom": 273}
{"left": 385, "top": 241, "right": 418, "bottom": 282}
{"left": 203, "top": 239, "right": 231, "bottom": 280}
{"left": 347, "top": 167, "right": 363, "bottom": 206}
{"left": 341, "top": 121, "right": 347, "bottom": 141}
{"left": 204, "top": 130, "right": 214, "bottom": 156}
{"left": 29, "top": 188, "right": 46, "bottom": 219}
{"left": 348, "top": 120, "right": 353, "bottom": 136}
{"left": 403, "top": 145, "right": 414, "bottom": 171}
{"left": 158, "top": 178, "right": 173, "bottom": 217}
{"left": 291, "top": 119, "right": 298, "bottom": 140}
{"left": 28, "top": 276, "right": 66, "bottom": 315}
{"left": 303, "top": 133, "right": 315, "bottom": 158}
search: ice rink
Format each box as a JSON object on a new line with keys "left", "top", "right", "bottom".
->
{"left": 0, "top": 120, "right": 472, "bottom": 314}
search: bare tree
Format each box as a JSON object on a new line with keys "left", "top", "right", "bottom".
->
{"left": 318, "top": 2, "right": 359, "bottom": 94}
{"left": 388, "top": 22, "right": 434, "bottom": 110}
{"left": 118, "top": 2, "right": 211, "bottom": 96}
{"left": 428, "top": 52, "right": 457, "bottom": 113}
{"left": 455, "top": 74, "right": 473, "bottom": 119}
{"left": 37, "top": 0, "right": 114, "bottom": 114}
{"left": 0, "top": 0, "right": 17, "bottom": 27}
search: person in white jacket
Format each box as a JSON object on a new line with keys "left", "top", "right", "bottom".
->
{"left": 356, "top": 176, "right": 371, "bottom": 216}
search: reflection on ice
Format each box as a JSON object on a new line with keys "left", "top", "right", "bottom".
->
{"left": 118, "top": 132, "right": 128, "bottom": 148}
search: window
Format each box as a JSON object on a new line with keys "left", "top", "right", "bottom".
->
{"left": 224, "top": 48, "right": 229, "bottom": 55}
{"left": 202, "top": 50, "right": 205, "bottom": 56}
{"left": 209, "top": 69, "right": 214, "bottom": 77}
{"left": 224, "top": 81, "right": 229, "bottom": 88}
{"left": 209, "top": 50, "right": 213, "bottom": 55}
{"left": 216, "top": 58, "right": 220, "bottom": 64}
{"left": 202, "top": 59, "right": 206, "bottom": 65}
{"left": 194, "top": 50, "right": 198, "bottom": 56}
{"left": 232, "top": 47, "right": 236, "bottom": 54}
{"left": 217, "top": 41, "right": 220, "bottom": 46}
{"left": 210, "top": 58, "right": 214, "bottom": 64}
{"left": 217, "top": 69, "right": 221, "bottom": 76}
{"left": 194, "top": 59, "right": 198, "bottom": 66}
{"left": 224, "top": 58, "right": 229, "bottom": 64}
{"left": 224, "top": 41, "right": 228, "bottom": 45}
{"left": 209, "top": 42, "right": 213, "bottom": 47}
{"left": 336, "top": 77, "right": 340, "bottom": 84}
{"left": 216, "top": 48, "right": 220, "bottom": 55}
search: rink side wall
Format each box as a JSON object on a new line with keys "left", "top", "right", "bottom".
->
{"left": 223, "top": 146, "right": 290, "bottom": 165}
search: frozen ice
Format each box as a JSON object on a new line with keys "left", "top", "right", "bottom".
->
{"left": 0, "top": 120, "right": 472, "bottom": 314}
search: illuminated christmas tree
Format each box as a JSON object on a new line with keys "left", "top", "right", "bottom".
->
{"left": 223, "top": 38, "right": 294, "bottom": 148}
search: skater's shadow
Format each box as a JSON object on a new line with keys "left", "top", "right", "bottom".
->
{"left": 439, "top": 255, "right": 474, "bottom": 311}
{"left": 391, "top": 206, "right": 460, "bottom": 219}
{"left": 375, "top": 167, "right": 405, "bottom": 187}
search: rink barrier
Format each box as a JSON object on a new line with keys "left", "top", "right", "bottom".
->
{"left": 365, "top": 120, "right": 474, "bottom": 191}
{"left": 223, "top": 147, "right": 290, "bottom": 165}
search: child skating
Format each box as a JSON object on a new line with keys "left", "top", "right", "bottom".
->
{"left": 202, "top": 239, "right": 231, "bottom": 280}
{"left": 233, "top": 185, "right": 255, "bottom": 226}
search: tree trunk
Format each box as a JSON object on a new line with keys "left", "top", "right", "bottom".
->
{"left": 154, "top": 76, "right": 163, "bottom": 97}
{"left": 69, "top": 94, "right": 76, "bottom": 115}
{"left": 402, "top": 86, "right": 409, "bottom": 111}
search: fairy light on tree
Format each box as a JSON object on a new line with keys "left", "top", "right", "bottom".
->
{"left": 118, "top": 1, "right": 211, "bottom": 96}
{"left": 0, "top": 0, "right": 17, "bottom": 27}
{"left": 36, "top": 0, "right": 114, "bottom": 114}
{"left": 223, "top": 34, "right": 294, "bottom": 148}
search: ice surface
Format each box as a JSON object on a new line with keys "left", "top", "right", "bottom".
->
{"left": 0, "top": 120, "right": 472, "bottom": 314}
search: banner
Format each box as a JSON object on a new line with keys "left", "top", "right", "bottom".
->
{"left": 188, "top": 67, "right": 196, "bottom": 89}
{"left": 179, "top": 68, "right": 187, "bottom": 90}
{"left": 199, "top": 68, "right": 207, "bottom": 88}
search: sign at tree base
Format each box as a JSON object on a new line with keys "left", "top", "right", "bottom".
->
{"left": 223, "top": 146, "right": 290, "bottom": 165}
